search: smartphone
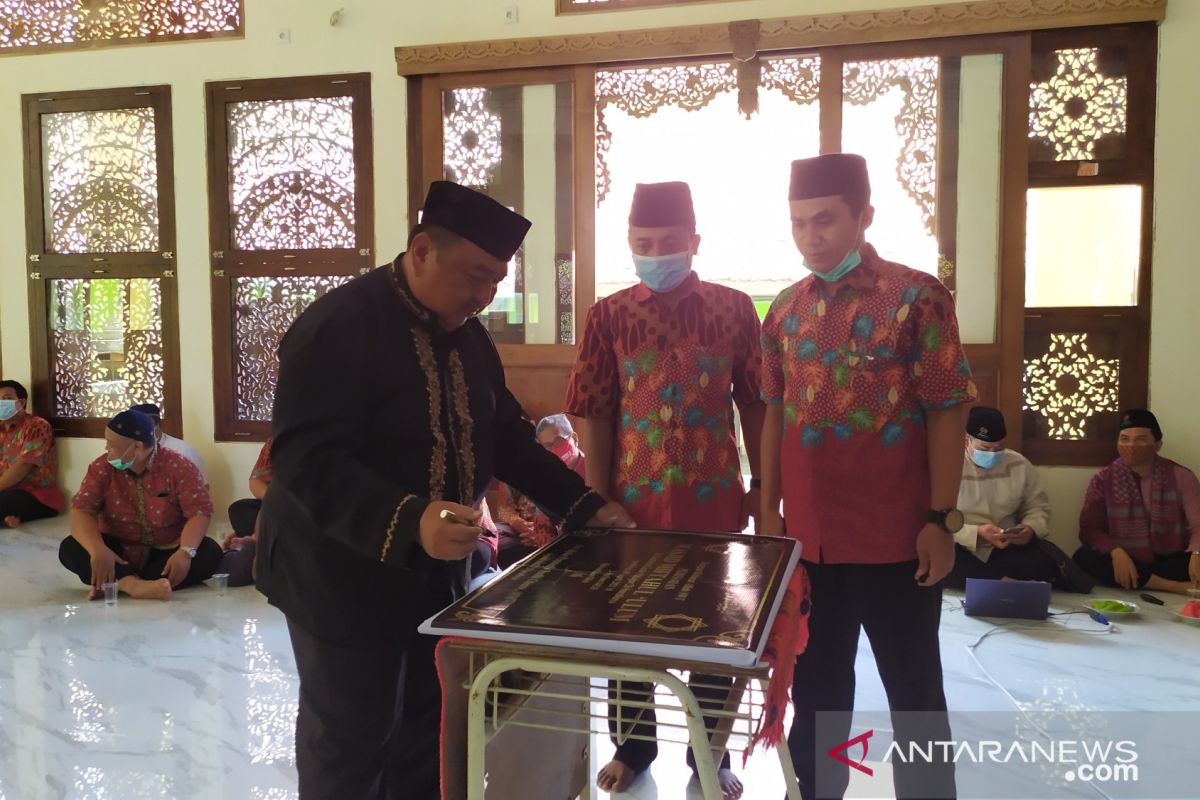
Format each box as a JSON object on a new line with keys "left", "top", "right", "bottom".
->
{"left": 1001, "top": 526, "right": 1022, "bottom": 537}
{"left": 439, "top": 509, "right": 478, "bottom": 526}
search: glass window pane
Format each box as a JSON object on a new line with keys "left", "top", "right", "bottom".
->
{"left": 227, "top": 96, "right": 358, "bottom": 250}
{"left": 595, "top": 56, "right": 821, "bottom": 304}
{"left": 233, "top": 275, "right": 353, "bottom": 422}
{"left": 440, "top": 83, "right": 575, "bottom": 345}
{"left": 41, "top": 107, "right": 160, "bottom": 254}
{"left": 49, "top": 278, "right": 164, "bottom": 418}
{"left": 842, "top": 57, "right": 941, "bottom": 277}
{"left": 953, "top": 54, "right": 1004, "bottom": 345}
{"left": 1025, "top": 185, "right": 1141, "bottom": 307}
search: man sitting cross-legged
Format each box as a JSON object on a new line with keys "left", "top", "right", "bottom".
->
{"left": 58, "top": 409, "right": 220, "bottom": 601}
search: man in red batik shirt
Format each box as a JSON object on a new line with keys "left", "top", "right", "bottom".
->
{"left": 760, "top": 154, "right": 975, "bottom": 800}
{"left": 58, "top": 409, "right": 220, "bottom": 601}
{"left": 567, "top": 181, "right": 762, "bottom": 799}
{"left": 0, "top": 379, "right": 65, "bottom": 529}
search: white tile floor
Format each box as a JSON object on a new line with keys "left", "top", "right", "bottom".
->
{"left": 3, "top": 518, "right": 1199, "bottom": 800}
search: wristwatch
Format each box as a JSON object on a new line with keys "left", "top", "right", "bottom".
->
{"left": 181, "top": 546, "right": 198, "bottom": 558}
{"left": 929, "top": 508, "right": 965, "bottom": 534}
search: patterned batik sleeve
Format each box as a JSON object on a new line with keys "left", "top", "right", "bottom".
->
{"left": 71, "top": 459, "right": 110, "bottom": 514}
{"left": 174, "top": 457, "right": 215, "bottom": 519}
{"left": 731, "top": 290, "right": 764, "bottom": 409}
{"left": 565, "top": 302, "right": 620, "bottom": 419}
{"left": 909, "top": 277, "right": 977, "bottom": 410}
{"left": 759, "top": 296, "right": 787, "bottom": 406}
{"left": 17, "top": 418, "right": 52, "bottom": 466}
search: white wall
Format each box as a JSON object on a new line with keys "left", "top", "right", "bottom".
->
{"left": 0, "top": 0, "right": 1195, "bottom": 541}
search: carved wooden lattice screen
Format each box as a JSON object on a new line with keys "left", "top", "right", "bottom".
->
{"left": 21, "top": 85, "right": 182, "bottom": 438}
{"left": 0, "top": 1, "right": 243, "bottom": 54}
{"left": 207, "top": 74, "right": 374, "bottom": 441}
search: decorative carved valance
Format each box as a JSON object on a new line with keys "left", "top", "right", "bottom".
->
{"left": 395, "top": 0, "right": 1166, "bottom": 76}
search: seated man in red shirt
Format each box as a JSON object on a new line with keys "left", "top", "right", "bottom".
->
{"left": 219, "top": 437, "right": 274, "bottom": 587}
{"left": 491, "top": 414, "right": 588, "bottom": 567}
{"left": 1, "top": 379, "right": 65, "bottom": 529}
{"left": 58, "top": 409, "right": 220, "bottom": 601}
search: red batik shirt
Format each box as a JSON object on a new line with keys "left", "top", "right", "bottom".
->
{"left": 761, "top": 245, "right": 976, "bottom": 564}
{"left": 72, "top": 446, "right": 214, "bottom": 566}
{"left": 567, "top": 272, "right": 761, "bottom": 532}
{"left": 1, "top": 413, "right": 65, "bottom": 512}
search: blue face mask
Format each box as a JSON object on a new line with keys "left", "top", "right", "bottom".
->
{"left": 971, "top": 448, "right": 1004, "bottom": 469}
{"left": 633, "top": 251, "right": 692, "bottom": 293}
{"left": 0, "top": 399, "right": 18, "bottom": 421}
{"left": 108, "top": 443, "right": 138, "bottom": 471}
{"left": 805, "top": 248, "right": 862, "bottom": 282}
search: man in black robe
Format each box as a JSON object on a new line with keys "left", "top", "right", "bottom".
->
{"left": 257, "top": 180, "right": 635, "bottom": 799}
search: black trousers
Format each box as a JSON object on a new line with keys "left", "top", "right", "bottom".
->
{"left": 217, "top": 540, "right": 257, "bottom": 587}
{"left": 788, "top": 560, "right": 955, "bottom": 800}
{"left": 58, "top": 534, "right": 222, "bottom": 589}
{"left": 1072, "top": 546, "right": 1191, "bottom": 588}
{"left": 229, "top": 498, "right": 263, "bottom": 537}
{"left": 945, "top": 542, "right": 1059, "bottom": 590}
{"left": 0, "top": 489, "right": 57, "bottom": 524}
{"left": 287, "top": 618, "right": 443, "bottom": 800}
{"left": 607, "top": 674, "right": 734, "bottom": 775}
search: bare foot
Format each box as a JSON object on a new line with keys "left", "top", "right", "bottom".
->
{"left": 118, "top": 576, "right": 172, "bottom": 601}
{"left": 597, "top": 759, "right": 636, "bottom": 793}
{"left": 3, "top": 516, "right": 19, "bottom": 529}
{"left": 717, "top": 768, "right": 744, "bottom": 799}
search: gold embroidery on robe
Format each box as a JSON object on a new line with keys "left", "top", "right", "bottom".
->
{"left": 388, "top": 260, "right": 432, "bottom": 322}
{"left": 380, "top": 494, "right": 419, "bottom": 561}
{"left": 446, "top": 350, "right": 476, "bottom": 506}
{"left": 413, "top": 329, "right": 447, "bottom": 500}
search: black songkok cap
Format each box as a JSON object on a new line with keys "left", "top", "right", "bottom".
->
{"left": 1119, "top": 408, "right": 1162, "bottom": 440}
{"left": 420, "top": 181, "right": 531, "bottom": 262}
{"left": 108, "top": 410, "right": 156, "bottom": 446}
{"left": 966, "top": 406, "right": 1007, "bottom": 442}
{"left": 628, "top": 181, "right": 696, "bottom": 228}
{"left": 130, "top": 402, "right": 162, "bottom": 421}
{"left": 789, "top": 154, "right": 871, "bottom": 206}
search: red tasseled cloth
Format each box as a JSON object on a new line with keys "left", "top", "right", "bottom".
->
{"left": 437, "top": 637, "right": 470, "bottom": 800}
{"left": 748, "top": 563, "right": 812, "bottom": 761}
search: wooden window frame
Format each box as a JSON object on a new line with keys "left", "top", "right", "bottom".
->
{"left": 1021, "top": 23, "right": 1156, "bottom": 466}
{"left": 21, "top": 85, "right": 182, "bottom": 439}
{"left": 412, "top": 65, "right": 594, "bottom": 367}
{"left": 408, "top": 36, "right": 1031, "bottom": 427}
{"left": 400, "top": 4, "right": 1162, "bottom": 464}
{"left": 207, "top": 73, "right": 374, "bottom": 442}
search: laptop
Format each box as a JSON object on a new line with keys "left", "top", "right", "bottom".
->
{"left": 963, "top": 578, "right": 1052, "bottom": 620}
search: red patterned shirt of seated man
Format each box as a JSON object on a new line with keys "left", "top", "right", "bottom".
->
{"left": 492, "top": 414, "right": 589, "bottom": 559}
{"left": 1, "top": 379, "right": 65, "bottom": 529}
{"left": 59, "top": 409, "right": 217, "bottom": 601}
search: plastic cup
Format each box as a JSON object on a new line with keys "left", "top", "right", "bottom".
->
{"left": 102, "top": 581, "right": 118, "bottom": 606}
{"left": 211, "top": 573, "right": 229, "bottom": 597}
